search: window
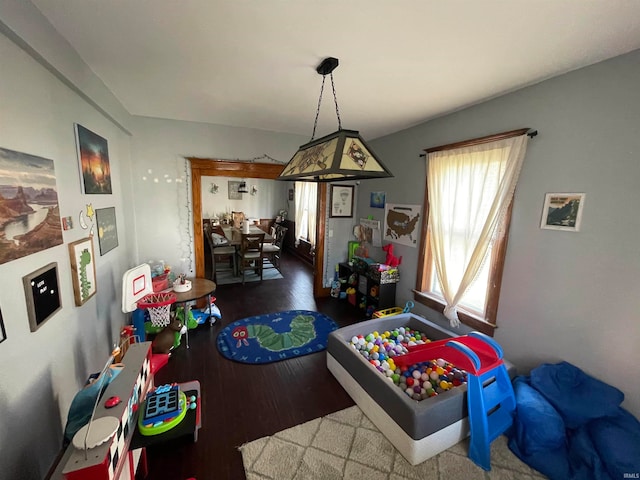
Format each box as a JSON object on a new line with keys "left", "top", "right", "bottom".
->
{"left": 415, "top": 129, "right": 531, "bottom": 335}
{"left": 294, "top": 181, "right": 318, "bottom": 247}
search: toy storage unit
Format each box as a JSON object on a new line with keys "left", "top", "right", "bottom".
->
{"left": 326, "top": 313, "right": 516, "bottom": 465}
{"left": 338, "top": 261, "right": 397, "bottom": 316}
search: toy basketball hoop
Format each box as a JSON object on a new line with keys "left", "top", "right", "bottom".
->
{"left": 137, "top": 292, "right": 177, "bottom": 328}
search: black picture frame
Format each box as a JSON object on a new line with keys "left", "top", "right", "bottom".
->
{"left": 95, "top": 207, "right": 119, "bottom": 255}
{"left": 23, "top": 262, "right": 62, "bottom": 332}
{"left": 330, "top": 184, "right": 354, "bottom": 218}
{"left": 0, "top": 307, "right": 6, "bottom": 343}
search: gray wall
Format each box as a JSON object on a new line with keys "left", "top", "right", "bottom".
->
{"left": 128, "top": 116, "right": 306, "bottom": 273}
{"left": 0, "top": 28, "right": 134, "bottom": 479}
{"left": 361, "top": 49, "right": 640, "bottom": 417}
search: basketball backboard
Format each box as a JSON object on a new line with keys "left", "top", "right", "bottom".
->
{"left": 122, "top": 264, "right": 152, "bottom": 313}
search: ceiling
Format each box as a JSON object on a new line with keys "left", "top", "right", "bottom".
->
{"left": 30, "top": 0, "right": 640, "bottom": 140}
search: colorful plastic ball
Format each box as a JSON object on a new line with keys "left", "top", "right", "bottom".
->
{"left": 412, "top": 370, "right": 421, "bottom": 379}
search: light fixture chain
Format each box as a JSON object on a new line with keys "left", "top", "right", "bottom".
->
{"left": 330, "top": 72, "right": 342, "bottom": 131}
{"left": 311, "top": 75, "right": 326, "bottom": 141}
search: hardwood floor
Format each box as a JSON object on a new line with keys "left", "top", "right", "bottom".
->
{"left": 142, "top": 254, "right": 363, "bottom": 480}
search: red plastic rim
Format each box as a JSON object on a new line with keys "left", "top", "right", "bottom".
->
{"left": 137, "top": 292, "right": 177, "bottom": 309}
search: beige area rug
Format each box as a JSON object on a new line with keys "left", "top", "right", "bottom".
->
{"left": 239, "top": 405, "right": 547, "bottom": 480}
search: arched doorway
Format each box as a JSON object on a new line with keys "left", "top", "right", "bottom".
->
{"left": 188, "top": 158, "right": 328, "bottom": 297}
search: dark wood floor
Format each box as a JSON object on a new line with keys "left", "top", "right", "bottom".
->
{"left": 142, "top": 254, "right": 363, "bottom": 480}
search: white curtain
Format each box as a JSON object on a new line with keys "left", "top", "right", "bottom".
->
{"left": 427, "top": 134, "right": 528, "bottom": 327}
{"left": 294, "top": 182, "right": 318, "bottom": 248}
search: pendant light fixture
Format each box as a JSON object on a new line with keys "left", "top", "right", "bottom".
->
{"left": 277, "top": 57, "right": 393, "bottom": 182}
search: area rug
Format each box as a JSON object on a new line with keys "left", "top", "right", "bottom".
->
{"left": 216, "top": 310, "right": 338, "bottom": 364}
{"left": 239, "top": 405, "right": 544, "bottom": 480}
{"left": 215, "top": 261, "right": 283, "bottom": 285}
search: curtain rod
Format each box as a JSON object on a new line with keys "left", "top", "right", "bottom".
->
{"left": 419, "top": 128, "right": 537, "bottom": 158}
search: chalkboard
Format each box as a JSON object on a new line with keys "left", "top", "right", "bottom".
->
{"left": 23, "top": 262, "right": 62, "bottom": 332}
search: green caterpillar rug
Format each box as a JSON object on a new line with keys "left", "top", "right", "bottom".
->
{"left": 216, "top": 310, "right": 338, "bottom": 364}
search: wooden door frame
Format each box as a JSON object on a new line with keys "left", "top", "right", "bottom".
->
{"left": 188, "top": 158, "right": 328, "bottom": 297}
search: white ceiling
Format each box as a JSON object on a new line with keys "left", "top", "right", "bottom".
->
{"left": 30, "top": 0, "right": 640, "bottom": 140}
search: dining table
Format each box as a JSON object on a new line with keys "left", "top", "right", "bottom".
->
{"left": 218, "top": 225, "right": 273, "bottom": 245}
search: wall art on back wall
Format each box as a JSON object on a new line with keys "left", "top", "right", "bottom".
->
{"left": 95, "top": 207, "right": 119, "bottom": 255}
{"left": 540, "top": 193, "right": 585, "bottom": 232}
{"left": 330, "top": 184, "right": 354, "bottom": 217}
{"left": 370, "top": 191, "right": 386, "bottom": 209}
{"left": 228, "top": 181, "right": 242, "bottom": 200}
{"left": 75, "top": 123, "right": 112, "bottom": 194}
{"left": 0, "top": 147, "right": 64, "bottom": 266}
{"left": 384, "top": 203, "right": 422, "bottom": 247}
{"left": 68, "top": 237, "right": 97, "bottom": 306}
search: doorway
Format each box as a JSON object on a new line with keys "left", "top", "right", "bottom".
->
{"left": 188, "top": 158, "right": 328, "bottom": 297}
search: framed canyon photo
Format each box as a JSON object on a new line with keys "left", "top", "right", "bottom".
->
{"left": 75, "top": 123, "right": 112, "bottom": 194}
{"left": 0, "top": 147, "right": 63, "bottom": 266}
{"left": 68, "top": 237, "right": 97, "bottom": 306}
{"left": 540, "top": 193, "right": 585, "bottom": 232}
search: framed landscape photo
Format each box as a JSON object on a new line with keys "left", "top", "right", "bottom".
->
{"left": 68, "top": 237, "right": 97, "bottom": 306}
{"left": 75, "top": 123, "right": 112, "bottom": 194}
{"left": 540, "top": 193, "right": 585, "bottom": 232}
{"left": 23, "top": 262, "right": 62, "bottom": 332}
{"left": 0, "top": 147, "right": 64, "bottom": 266}
{"left": 95, "top": 207, "right": 119, "bottom": 255}
{"left": 330, "top": 184, "right": 354, "bottom": 218}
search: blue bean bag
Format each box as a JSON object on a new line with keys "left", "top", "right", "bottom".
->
{"left": 508, "top": 377, "right": 571, "bottom": 479}
{"left": 507, "top": 362, "right": 640, "bottom": 480}
{"left": 530, "top": 362, "right": 624, "bottom": 429}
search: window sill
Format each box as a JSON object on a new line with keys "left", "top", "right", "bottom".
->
{"left": 412, "top": 290, "right": 497, "bottom": 336}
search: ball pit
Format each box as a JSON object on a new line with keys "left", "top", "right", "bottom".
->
{"left": 348, "top": 327, "right": 468, "bottom": 401}
{"left": 327, "top": 313, "right": 516, "bottom": 466}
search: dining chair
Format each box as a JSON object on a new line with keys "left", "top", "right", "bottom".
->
{"left": 262, "top": 225, "right": 288, "bottom": 272}
{"left": 204, "top": 224, "right": 236, "bottom": 281}
{"left": 257, "top": 218, "right": 274, "bottom": 233}
{"left": 232, "top": 211, "right": 245, "bottom": 229}
{"left": 237, "top": 232, "right": 265, "bottom": 285}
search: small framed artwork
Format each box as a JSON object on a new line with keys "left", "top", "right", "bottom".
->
{"left": 288, "top": 188, "right": 294, "bottom": 201}
{"left": 330, "top": 184, "right": 354, "bottom": 218}
{"left": 540, "top": 193, "right": 585, "bottom": 232}
{"left": 23, "top": 262, "right": 62, "bottom": 332}
{"left": 75, "top": 123, "right": 112, "bottom": 194}
{"left": 95, "top": 207, "right": 119, "bottom": 255}
{"left": 228, "top": 181, "right": 242, "bottom": 200}
{"left": 0, "top": 308, "right": 6, "bottom": 343}
{"left": 370, "top": 191, "right": 386, "bottom": 209}
{"left": 68, "top": 237, "right": 97, "bottom": 306}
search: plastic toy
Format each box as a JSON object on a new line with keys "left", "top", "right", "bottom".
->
{"left": 382, "top": 243, "right": 402, "bottom": 267}
{"left": 152, "top": 315, "right": 187, "bottom": 354}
